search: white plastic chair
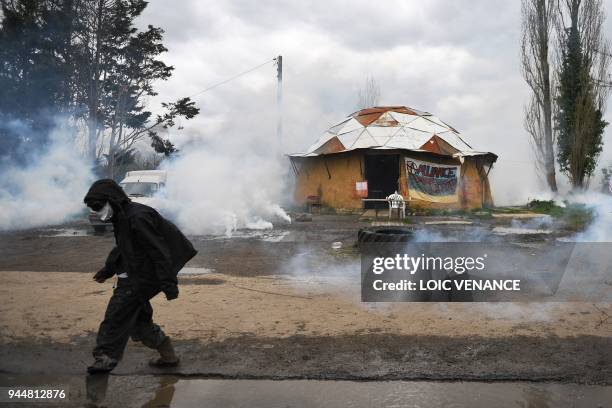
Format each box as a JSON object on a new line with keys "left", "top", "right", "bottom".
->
{"left": 386, "top": 191, "right": 406, "bottom": 220}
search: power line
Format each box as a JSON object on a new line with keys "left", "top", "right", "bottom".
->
{"left": 188, "top": 58, "right": 277, "bottom": 98}
{"left": 148, "top": 57, "right": 277, "bottom": 125}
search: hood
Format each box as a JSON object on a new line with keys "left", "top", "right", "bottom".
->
{"left": 84, "top": 179, "right": 130, "bottom": 209}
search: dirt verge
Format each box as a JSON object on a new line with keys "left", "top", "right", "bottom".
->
{"left": 1, "top": 334, "right": 609, "bottom": 384}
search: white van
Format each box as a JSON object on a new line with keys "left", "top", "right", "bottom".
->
{"left": 89, "top": 170, "right": 167, "bottom": 232}
{"left": 119, "top": 170, "right": 167, "bottom": 205}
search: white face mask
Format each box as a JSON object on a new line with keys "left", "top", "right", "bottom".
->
{"left": 96, "top": 202, "right": 114, "bottom": 222}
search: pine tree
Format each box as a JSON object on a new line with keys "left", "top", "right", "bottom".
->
{"left": 555, "top": 0, "right": 608, "bottom": 188}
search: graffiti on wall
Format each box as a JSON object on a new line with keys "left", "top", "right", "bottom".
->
{"left": 405, "top": 158, "right": 460, "bottom": 203}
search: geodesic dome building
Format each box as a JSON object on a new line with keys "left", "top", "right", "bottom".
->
{"left": 289, "top": 106, "right": 497, "bottom": 210}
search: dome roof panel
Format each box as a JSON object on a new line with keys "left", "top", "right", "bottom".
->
{"left": 289, "top": 106, "right": 490, "bottom": 157}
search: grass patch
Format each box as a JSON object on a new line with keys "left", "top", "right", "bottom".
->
{"left": 400, "top": 200, "right": 593, "bottom": 231}
{"left": 526, "top": 199, "right": 565, "bottom": 216}
{"left": 404, "top": 207, "right": 500, "bottom": 220}
{"left": 526, "top": 199, "right": 594, "bottom": 231}
{"left": 561, "top": 204, "right": 595, "bottom": 231}
{"left": 408, "top": 208, "right": 471, "bottom": 217}
{"left": 491, "top": 206, "right": 526, "bottom": 214}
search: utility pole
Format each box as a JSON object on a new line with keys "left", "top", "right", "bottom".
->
{"left": 275, "top": 55, "right": 283, "bottom": 153}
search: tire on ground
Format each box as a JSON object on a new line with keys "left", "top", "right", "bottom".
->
{"left": 357, "top": 227, "right": 414, "bottom": 246}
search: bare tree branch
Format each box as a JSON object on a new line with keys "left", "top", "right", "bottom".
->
{"left": 356, "top": 76, "right": 380, "bottom": 109}
{"left": 521, "top": 0, "right": 559, "bottom": 191}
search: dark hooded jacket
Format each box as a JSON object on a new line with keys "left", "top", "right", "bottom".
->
{"left": 84, "top": 179, "right": 197, "bottom": 300}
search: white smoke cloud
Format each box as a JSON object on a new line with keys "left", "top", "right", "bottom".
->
{"left": 156, "top": 144, "right": 291, "bottom": 236}
{"left": 566, "top": 192, "right": 612, "bottom": 242}
{"left": 0, "top": 123, "right": 94, "bottom": 231}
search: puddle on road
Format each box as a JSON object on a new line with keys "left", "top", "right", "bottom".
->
{"left": 492, "top": 215, "right": 554, "bottom": 237}
{"left": 424, "top": 220, "right": 474, "bottom": 225}
{"left": 178, "top": 267, "right": 214, "bottom": 275}
{"left": 2, "top": 374, "right": 611, "bottom": 407}
{"left": 195, "top": 229, "right": 291, "bottom": 242}
{"left": 179, "top": 276, "right": 225, "bottom": 285}
{"left": 492, "top": 226, "right": 553, "bottom": 235}
{"left": 142, "top": 378, "right": 612, "bottom": 408}
{"left": 40, "top": 228, "right": 92, "bottom": 237}
{"left": 37, "top": 226, "right": 293, "bottom": 242}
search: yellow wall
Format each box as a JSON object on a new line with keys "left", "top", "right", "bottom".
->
{"left": 293, "top": 151, "right": 364, "bottom": 210}
{"left": 291, "top": 150, "right": 493, "bottom": 210}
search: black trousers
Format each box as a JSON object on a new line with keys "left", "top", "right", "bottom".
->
{"left": 93, "top": 278, "right": 167, "bottom": 360}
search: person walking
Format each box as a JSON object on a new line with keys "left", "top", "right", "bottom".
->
{"left": 83, "top": 179, "right": 196, "bottom": 374}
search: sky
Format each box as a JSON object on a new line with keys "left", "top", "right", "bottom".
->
{"left": 137, "top": 0, "right": 612, "bottom": 205}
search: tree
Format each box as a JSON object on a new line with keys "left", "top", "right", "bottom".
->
{"left": 150, "top": 134, "right": 178, "bottom": 156}
{"left": 600, "top": 162, "right": 612, "bottom": 193}
{"left": 147, "top": 98, "right": 198, "bottom": 158}
{"left": 101, "top": 95, "right": 198, "bottom": 176}
{"left": 69, "top": 1, "right": 198, "bottom": 174}
{"left": 0, "top": 0, "right": 75, "bottom": 164}
{"left": 356, "top": 76, "right": 380, "bottom": 109}
{"left": 521, "top": 0, "right": 558, "bottom": 192}
{"left": 70, "top": 0, "right": 168, "bottom": 161}
{"left": 0, "top": 0, "right": 199, "bottom": 173}
{"left": 555, "top": 0, "right": 610, "bottom": 188}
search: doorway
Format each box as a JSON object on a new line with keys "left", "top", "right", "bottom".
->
{"left": 364, "top": 154, "right": 400, "bottom": 209}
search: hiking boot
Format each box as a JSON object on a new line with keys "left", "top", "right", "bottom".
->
{"left": 87, "top": 355, "right": 118, "bottom": 374}
{"left": 149, "top": 337, "right": 180, "bottom": 367}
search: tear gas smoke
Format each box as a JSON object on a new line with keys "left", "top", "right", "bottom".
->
{"left": 280, "top": 247, "right": 361, "bottom": 286}
{"left": 567, "top": 192, "right": 612, "bottom": 242}
{"left": 278, "top": 192, "right": 611, "bottom": 317}
{"left": 156, "top": 146, "right": 291, "bottom": 236}
{"left": 412, "top": 227, "right": 489, "bottom": 242}
{"left": 0, "top": 121, "right": 94, "bottom": 231}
